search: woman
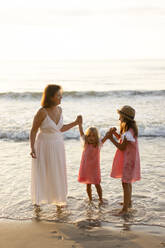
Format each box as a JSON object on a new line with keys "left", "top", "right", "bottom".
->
{"left": 30, "top": 84, "right": 81, "bottom": 207}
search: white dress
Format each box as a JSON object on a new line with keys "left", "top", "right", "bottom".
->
{"left": 31, "top": 111, "right": 67, "bottom": 206}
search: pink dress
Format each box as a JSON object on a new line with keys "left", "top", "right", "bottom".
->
{"left": 78, "top": 136, "right": 102, "bottom": 185}
{"left": 111, "top": 129, "right": 141, "bottom": 183}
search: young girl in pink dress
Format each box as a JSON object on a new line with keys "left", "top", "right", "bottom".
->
{"left": 108, "top": 105, "right": 141, "bottom": 215}
{"left": 78, "top": 116, "right": 108, "bottom": 203}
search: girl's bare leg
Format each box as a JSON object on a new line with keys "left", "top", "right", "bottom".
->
{"left": 129, "top": 183, "right": 132, "bottom": 207}
{"left": 95, "top": 184, "right": 103, "bottom": 203}
{"left": 120, "top": 183, "right": 132, "bottom": 208}
{"left": 119, "top": 182, "right": 131, "bottom": 214}
{"left": 86, "top": 184, "right": 92, "bottom": 201}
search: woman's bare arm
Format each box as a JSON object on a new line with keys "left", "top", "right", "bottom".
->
{"left": 30, "top": 108, "right": 46, "bottom": 158}
{"left": 60, "top": 116, "right": 81, "bottom": 132}
{"left": 60, "top": 121, "right": 78, "bottom": 132}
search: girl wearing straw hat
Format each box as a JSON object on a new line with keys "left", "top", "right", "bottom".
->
{"left": 107, "top": 105, "right": 141, "bottom": 215}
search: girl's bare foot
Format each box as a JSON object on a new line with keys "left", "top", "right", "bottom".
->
{"left": 34, "top": 204, "right": 41, "bottom": 212}
{"left": 115, "top": 208, "right": 129, "bottom": 216}
{"left": 34, "top": 204, "right": 40, "bottom": 208}
{"left": 98, "top": 199, "right": 104, "bottom": 206}
{"left": 119, "top": 201, "right": 132, "bottom": 208}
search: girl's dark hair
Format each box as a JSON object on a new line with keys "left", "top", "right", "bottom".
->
{"left": 120, "top": 118, "right": 138, "bottom": 137}
{"left": 41, "top": 84, "right": 62, "bottom": 108}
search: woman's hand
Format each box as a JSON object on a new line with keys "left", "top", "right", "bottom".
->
{"left": 30, "top": 149, "right": 37, "bottom": 159}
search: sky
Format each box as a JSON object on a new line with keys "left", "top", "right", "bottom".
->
{"left": 0, "top": 0, "right": 165, "bottom": 60}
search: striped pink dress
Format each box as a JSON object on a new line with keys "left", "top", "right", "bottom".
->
{"left": 78, "top": 136, "right": 102, "bottom": 185}
{"left": 111, "top": 128, "right": 141, "bottom": 183}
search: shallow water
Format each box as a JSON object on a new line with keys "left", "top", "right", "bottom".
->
{"left": 0, "top": 60, "right": 165, "bottom": 229}
{"left": 0, "top": 138, "right": 165, "bottom": 228}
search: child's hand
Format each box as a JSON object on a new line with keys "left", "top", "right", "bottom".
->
{"left": 109, "top": 127, "right": 117, "bottom": 133}
{"left": 105, "top": 131, "right": 113, "bottom": 139}
{"left": 108, "top": 128, "right": 115, "bottom": 139}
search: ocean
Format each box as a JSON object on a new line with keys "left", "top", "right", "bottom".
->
{"left": 0, "top": 60, "right": 165, "bottom": 229}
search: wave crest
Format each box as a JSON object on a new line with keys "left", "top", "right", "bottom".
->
{"left": 0, "top": 90, "right": 165, "bottom": 100}
{"left": 0, "top": 126, "right": 165, "bottom": 142}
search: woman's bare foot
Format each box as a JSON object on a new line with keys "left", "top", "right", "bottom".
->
{"left": 56, "top": 205, "right": 66, "bottom": 211}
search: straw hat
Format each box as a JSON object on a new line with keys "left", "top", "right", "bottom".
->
{"left": 117, "top": 105, "right": 135, "bottom": 121}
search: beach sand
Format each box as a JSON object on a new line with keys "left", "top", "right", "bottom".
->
{"left": 0, "top": 221, "right": 165, "bottom": 248}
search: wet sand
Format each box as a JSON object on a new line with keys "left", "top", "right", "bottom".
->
{"left": 0, "top": 221, "right": 165, "bottom": 248}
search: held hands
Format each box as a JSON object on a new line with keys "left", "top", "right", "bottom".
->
{"left": 106, "top": 127, "right": 117, "bottom": 139}
{"left": 109, "top": 127, "right": 117, "bottom": 134}
{"left": 75, "top": 115, "right": 83, "bottom": 125}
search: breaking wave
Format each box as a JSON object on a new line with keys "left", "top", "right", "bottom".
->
{"left": 0, "top": 125, "right": 165, "bottom": 141}
{"left": 0, "top": 90, "right": 165, "bottom": 100}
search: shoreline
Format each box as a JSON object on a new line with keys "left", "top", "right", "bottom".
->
{"left": 0, "top": 219, "right": 165, "bottom": 248}
{"left": 1, "top": 215, "right": 165, "bottom": 233}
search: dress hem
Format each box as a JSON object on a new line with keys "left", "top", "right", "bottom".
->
{"left": 111, "top": 175, "right": 141, "bottom": 183}
{"left": 32, "top": 200, "right": 67, "bottom": 206}
{"left": 78, "top": 180, "right": 101, "bottom": 185}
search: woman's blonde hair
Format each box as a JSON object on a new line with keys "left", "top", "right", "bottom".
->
{"left": 84, "top": 127, "right": 100, "bottom": 147}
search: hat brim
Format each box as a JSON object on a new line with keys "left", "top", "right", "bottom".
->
{"left": 117, "top": 109, "right": 134, "bottom": 121}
